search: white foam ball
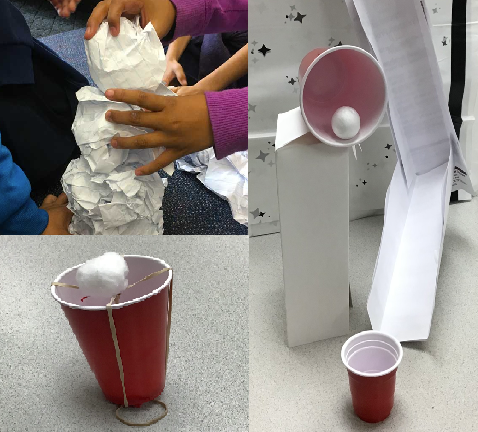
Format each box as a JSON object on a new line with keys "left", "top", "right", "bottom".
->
{"left": 76, "top": 252, "right": 129, "bottom": 297}
{"left": 331, "top": 106, "right": 360, "bottom": 140}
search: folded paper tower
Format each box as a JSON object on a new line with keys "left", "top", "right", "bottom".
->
{"left": 275, "top": 45, "right": 387, "bottom": 347}
{"left": 346, "top": 0, "right": 475, "bottom": 341}
{"left": 62, "top": 17, "right": 175, "bottom": 235}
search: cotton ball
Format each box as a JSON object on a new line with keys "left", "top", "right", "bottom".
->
{"left": 331, "top": 106, "right": 360, "bottom": 140}
{"left": 76, "top": 252, "right": 129, "bottom": 297}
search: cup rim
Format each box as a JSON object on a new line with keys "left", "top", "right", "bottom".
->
{"left": 341, "top": 330, "right": 403, "bottom": 378}
{"left": 50, "top": 255, "right": 172, "bottom": 311}
{"left": 299, "top": 44, "right": 387, "bottom": 148}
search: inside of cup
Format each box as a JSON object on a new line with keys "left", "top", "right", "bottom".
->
{"left": 53, "top": 256, "right": 170, "bottom": 307}
{"left": 344, "top": 334, "right": 400, "bottom": 375}
{"left": 302, "top": 48, "right": 386, "bottom": 145}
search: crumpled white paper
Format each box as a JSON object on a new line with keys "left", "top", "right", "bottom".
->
{"left": 85, "top": 17, "right": 167, "bottom": 94}
{"left": 177, "top": 150, "right": 248, "bottom": 225}
{"left": 62, "top": 17, "right": 174, "bottom": 235}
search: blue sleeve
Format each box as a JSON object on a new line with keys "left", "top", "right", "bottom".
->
{"left": 0, "top": 134, "right": 48, "bottom": 234}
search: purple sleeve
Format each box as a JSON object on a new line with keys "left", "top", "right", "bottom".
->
{"left": 170, "top": 0, "right": 248, "bottom": 38}
{"left": 205, "top": 88, "right": 247, "bottom": 159}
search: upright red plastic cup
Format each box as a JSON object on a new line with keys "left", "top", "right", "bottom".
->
{"left": 341, "top": 330, "right": 403, "bottom": 423}
{"left": 51, "top": 255, "right": 172, "bottom": 408}
{"left": 298, "top": 46, "right": 387, "bottom": 147}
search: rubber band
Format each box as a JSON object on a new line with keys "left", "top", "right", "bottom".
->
{"left": 115, "top": 400, "right": 168, "bottom": 427}
{"left": 52, "top": 267, "right": 171, "bottom": 292}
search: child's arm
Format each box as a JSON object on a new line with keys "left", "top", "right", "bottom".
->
{"left": 0, "top": 136, "right": 48, "bottom": 234}
{"left": 206, "top": 87, "right": 247, "bottom": 159}
{"left": 163, "top": 36, "right": 191, "bottom": 85}
{"left": 196, "top": 44, "right": 248, "bottom": 92}
{"left": 85, "top": 0, "right": 248, "bottom": 42}
{"left": 166, "top": 36, "right": 191, "bottom": 62}
{"left": 170, "top": 0, "right": 248, "bottom": 39}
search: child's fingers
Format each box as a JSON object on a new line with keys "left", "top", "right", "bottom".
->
{"left": 111, "top": 131, "right": 165, "bottom": 149}
{"left": 105, "top": 88, "right": 167, "bottom": 111}
{"left": 85, "top": 0, "right": 110, "bottom": 39}
{"left": 135, "top": 149, "right": 180, "bottom": 176}
{"left": 56, "top": 193, "right": 69, "bottom": 205}
{"left": 162, "top": 70, "right": 175, "bottom": 86}
{"left": 43, "top": 195, "right": 57, "bottom": 205}
{"left": 68, "top": 0, "right": 77, "bottom": 12}
{"left": 175, "top": 66, "right": 187, "bottom": 86}
{"left": 105, "top": 109, "right": 160, "bottom": 130}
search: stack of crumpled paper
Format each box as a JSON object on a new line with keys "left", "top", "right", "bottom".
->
{"left": 177, "top": 150, "right": 248, "bottom": 225}
{"left": 62, "top": 17, "right": 174, "bottom": 235}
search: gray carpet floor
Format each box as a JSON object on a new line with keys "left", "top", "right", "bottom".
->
{"left": 12, "top": 0, "right": 97, "bottom": 38}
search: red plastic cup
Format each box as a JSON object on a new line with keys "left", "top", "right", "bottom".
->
{"left": 299, "top": 46, "right": 387, "bottom": 147}
{"left": 341, "top": 330, "right": 403, "bottom": 423}
{"left": 51, "top": 255, "right": 173, "bottom": 408}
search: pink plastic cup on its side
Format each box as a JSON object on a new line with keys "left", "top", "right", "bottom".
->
{"left": 299, "top": 46, "right": 387, "bottom": 147}
{"left": 341, "top": 330, "right": 403, "bottom": 423}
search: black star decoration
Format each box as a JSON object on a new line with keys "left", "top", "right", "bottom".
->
{"left": 288, "top": 78, "right": 296, "bottom": 85}
{"left": 258, "top": 44, "right": 271, "bottom": 57}
{"left": 362, "top": 180, "right": 367, "bottom": 185}
{"left": 259, "top": 212, "right": 266, "bottom": 217}
{"left": 385, "top": 144, "right": 392, "bottom": 150}
{"left": 336, "top": 41, "right": 343, "bottom": 47}
{"left": 373, "top": 164, "right": 378, "bottom": 168}
{"left": 442, "top": 37, "right": 447, "bottom": 46}
{"left": 256, "top": 150, "right": 269, "bottom": 162}
{"left": 250, "top": 208, "right": 261, "bottom": 219}
{"left": 294, "top": 12, "right": 306, "bottom": 23}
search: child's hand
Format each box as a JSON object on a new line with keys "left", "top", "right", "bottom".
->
{"left": 163, "top": 60, "right": 187, "bottom": 86}
{"left": 85, "top": 0, "right": 176, "bottom": 40}
{"left": 104, "top": 88, "right": 214, "bottom": 176}
{"left": 40, "top": 193, "right": 73, "bottom": 235}
{"left": 170, "top": 86, "right": 205, "bottom": 97}
{"left": 48, "top": 0, "right": 81, "bottom": 17}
